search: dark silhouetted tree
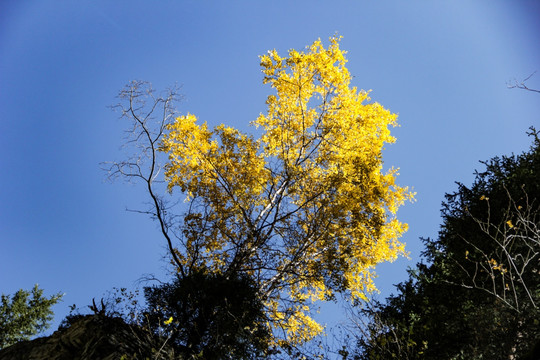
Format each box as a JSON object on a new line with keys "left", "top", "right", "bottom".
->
{"left": 143, "top": 271, "right": 271, "bottom": 359}
{"left": 354, "top": 129, "right": 540, "bottom": 359}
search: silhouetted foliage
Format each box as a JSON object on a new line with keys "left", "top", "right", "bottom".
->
{"left": 354, "top": 129, "right": 540, "bottom": 359}
{"left": 143, "top": 271, "right": 272, "bottom": 359}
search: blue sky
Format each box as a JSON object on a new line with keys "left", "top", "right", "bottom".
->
{"left": 1, "top": 1, "right": 539, "bottom": 337}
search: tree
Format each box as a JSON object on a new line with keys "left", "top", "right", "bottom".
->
{"left": 106, "top": 36, "right": 413, "bottom": 350}
{"left": 354, "top": 129, "right": 540, "bottom": 359}
{"left": 143, "top": 272, "right": 271, "bottom": 359}
{"left": 0, "top": 285, "right": 63, "bottom": 349}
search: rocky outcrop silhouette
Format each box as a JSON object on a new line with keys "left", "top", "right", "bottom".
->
{"left": 0, "top": 314, "right": 174, "bottom": 360}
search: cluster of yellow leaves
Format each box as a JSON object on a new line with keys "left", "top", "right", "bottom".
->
{"left": 161, "top": 116, "right": 267, "bottom": 271}
{"left": 489, "top": 258, "right": 507, "bottom": 274}
{"left": 160, "top": 36, "right": 413, "bottom": 346}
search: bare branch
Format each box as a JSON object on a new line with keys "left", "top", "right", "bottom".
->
{"left": 103, "top": 80, "right": 186, "bottom": 277}
{"left": 456, "top": 185, "right": 540, "bottom": 313}
{"left": 508, "top": 72, "right": 540, "bottom": 93}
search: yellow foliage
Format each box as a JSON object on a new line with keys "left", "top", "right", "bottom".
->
{"left": 160, "top": 36, "right": 413, "bottom": 346}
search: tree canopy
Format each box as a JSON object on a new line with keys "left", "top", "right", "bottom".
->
{"left": 355, "top": 129, "right": 540, "bottom": 359}
{"left": 143, "top": 272, "right": 271, "bottom": 359}
{"left": 0, "top": 285, "right": 63, "bottom": 349}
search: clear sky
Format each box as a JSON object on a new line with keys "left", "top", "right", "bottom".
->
{"left": 1, "top": 0, "right": 539, "bottom": 337}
